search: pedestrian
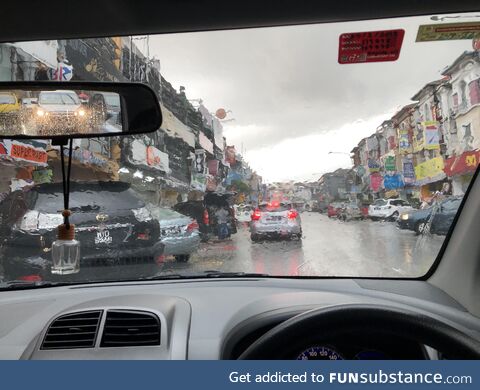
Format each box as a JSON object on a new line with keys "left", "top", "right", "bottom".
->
{"left": 215, "top": 206, "right": 230, "bottom": 240}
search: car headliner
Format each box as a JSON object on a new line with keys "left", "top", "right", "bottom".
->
{"left": 0, "top": 0, "right": 479, "bottom": 43}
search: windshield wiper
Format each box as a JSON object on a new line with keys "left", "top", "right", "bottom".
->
{"left": 202, "top": 270, "right": 270, "bottom": 278}
{"left": 142, "top": 270, "right": 270, "bottom": 281}
{"left": 0, "top": 280, "right": 70, "bottom": 291}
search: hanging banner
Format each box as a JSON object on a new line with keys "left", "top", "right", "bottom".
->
{"left": 403, "top": 158, "right": 416, "bottom": 184}
{"left": 208, "top": 159, "right": 219, "bottom": 176}
{"left": 383, "top": 173, "right": 404, "bottom": 190}
{"left": 191, "top": 173, "right": 207, "bottom": 192}
{"left": 444, "top": 149, "right": 480, "bottom": 176}
{"left": 423, "top": 121, "right": 440, "bottom": 150}
{"left": 415, "top": 157, "right": 446, "bottom": 186}
{"left": 384, "top": 155, "right": 396, "bottom": 171}
{"left": 398, "top": 129, "right": 410, "bottom": 153}
{"left": 367, "top": 159, "right": 381, "bottom": 173}
{"left": 369, "top": 173, "right": 383, "bottom": 192}
{"left": 413, "top": 125, "right": 425, "bottom": 152}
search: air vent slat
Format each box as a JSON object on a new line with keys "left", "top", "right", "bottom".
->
{"left": 41, "top": 310, "right": 102, "bottom": 350}
{"left": 101, "top": 310, "right": 161, "bottom": 348}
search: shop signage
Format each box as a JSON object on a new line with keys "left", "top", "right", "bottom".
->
{"left": 0, "top": 140, "right": 48, "bottom": 166}
{"left": 131, "top": 140, "right": 169, "bottom": 173}
{"left": 414, "top": 157, "right": 446, "bottom": 185}
{"left": 225, "top": 146, "right": 236, "bottom": 166}
{"left": 208, "top": 159, "right": 219, "bottom": 176}
{"left": 444, "top": 150, "right": 480, "bottom": 176}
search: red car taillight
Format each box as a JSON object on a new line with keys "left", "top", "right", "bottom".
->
{"left": 288, "top": 210, "right": 298, "bottom": 219}
{"left": 137, "top": 229, "right": 150, "bottom": 240}
{"left": 187, "top": 220, "right": 199, "bottom": 232}
{"left": 18, "top": 274, "right": 42, "bottom": 282}
{"left": 203, "top": 209, "right": 209, "bottom": 225}
{"left": 251, "top": 209, "right": 262, "bottom": 221}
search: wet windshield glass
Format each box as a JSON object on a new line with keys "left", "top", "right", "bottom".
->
{"left": 0, "top": 12, "right": 479, "bottom": 286}
{"left": 0, "top": 95, "right": 15, "bottom": 104}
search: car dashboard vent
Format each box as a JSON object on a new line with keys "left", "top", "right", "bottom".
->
{"left": 101, "top": 310, "right": 161, "bottom": 347}
{"left": 41, "top": 310, "right": 102, "bottom": 350}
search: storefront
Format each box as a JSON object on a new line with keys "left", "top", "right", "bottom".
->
{"left": 444, "top": 149, "right": 480, "bottom": 195}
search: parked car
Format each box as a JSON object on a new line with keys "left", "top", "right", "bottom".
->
{"left": 35, "top": 90, "right": 88, "bottom": 135}
{"left": 0, "top": 181, "right": 163, "bottom": 282}
{"left": 250, "top": 201, "right": 302, "bottom": 241}
{"left": 397, "top": 196, "right": 462, "bottom": 235}
{"left": 327, "top": 202, "right": 343, "bottom": 218}
{"left": 338, "top": 202, "right": 364, "bottom": 221}
{"left": 368, "top": 198, "right": 414, "bottom": 221}
{"left": 90, "top": 91, "right": 122, "bottom": 131}
{"left": 147, "top": 205, "right": 201, "bottom": 262}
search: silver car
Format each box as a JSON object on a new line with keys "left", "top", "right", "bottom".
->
{"left": 148, "top": 206, "right": 201, "bottom": 262}
{"left": 250, "top": 202, "right": 302, "bottom": 242}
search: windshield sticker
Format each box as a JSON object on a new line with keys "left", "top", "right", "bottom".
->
{"left": 338, "top": 29, "right": 404, "bottom": 64}
{"left": 416, "top": 22, "right": 480, "bottom": 42}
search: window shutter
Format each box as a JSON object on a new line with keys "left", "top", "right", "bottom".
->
{"left": 469, "top": 79, "right": 480, "bottom": 105}
{"left": 452, "top": 93, "right": 459, "bottom": 108}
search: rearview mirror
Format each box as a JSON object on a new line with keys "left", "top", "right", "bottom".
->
{"left": 0, "top": 81, "right": 162, "bottom": 140}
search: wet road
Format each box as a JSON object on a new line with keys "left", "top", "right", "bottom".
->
{"left": 162, "top": 212, "right": 445, "bottom": 278}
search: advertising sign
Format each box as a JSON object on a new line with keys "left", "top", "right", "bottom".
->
{"left": 414, "top": 157, "right": 446, "bottom": 186}
{"left": 444, "top": 150, "right": 480, "bottom": 176}
{"left": 398, "top": 129, "right": 410, "bottom": 153}
{"left": 423, "top": 121, "right": 440, "bottom": 150}
{"left": 369, "top": 173, "right": 383, "bottom": 192}
{"left": 384, "top": 155, "right": 396, "bottom": 171}
{"left": 131, "top": 140, "right": 169, "bottom": 173}
{"left": 403, "top": 158, "right": 416, "bottom": 184}
{"left": 383, "top": 173, "right": 404, "bottom": 190}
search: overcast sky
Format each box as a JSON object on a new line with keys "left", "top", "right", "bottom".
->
{"left": 145, "top": 14, "right": 474, "bottom": 182}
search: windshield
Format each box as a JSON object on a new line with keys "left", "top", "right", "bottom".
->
{"left": 0, "top": 94, "right": 15, "bottom": 104}
{"left": 38, "top": 92, "right": 80, "bottom": 105}
{"left": 1, "top": 12, "right": 479, "bottom": 286}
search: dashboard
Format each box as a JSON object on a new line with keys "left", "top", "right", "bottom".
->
{"left": 0, "top": 278, "right": 479, "bottom": 359}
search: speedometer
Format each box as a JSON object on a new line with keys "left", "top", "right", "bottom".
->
{"left": 297, "top": 346, "right": 344, "bottom": 360}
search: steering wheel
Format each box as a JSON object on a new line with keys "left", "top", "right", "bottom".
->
{"left": 238, "top": 305, "right": 480, "bottom": 359}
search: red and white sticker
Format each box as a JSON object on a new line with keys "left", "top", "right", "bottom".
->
{"left": 338, "top": 29, "right": 405, "bottom": 64}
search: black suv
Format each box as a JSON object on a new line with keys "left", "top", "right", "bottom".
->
{"left": 0, "top": 181, "right": 163, "bottom": 282}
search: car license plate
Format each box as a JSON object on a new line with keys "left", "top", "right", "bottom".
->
{"left": 374, "top": 207, "right": 380, "bottom": 210}
{"left": 267, "top": 216, "right": 282, "bottom": 221}
{"left": 95, "top": 229, "right": 113, "bottom": 244}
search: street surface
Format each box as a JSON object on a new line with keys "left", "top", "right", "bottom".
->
{"left": 162, "top": 212, "right": 444, "bottom": 278}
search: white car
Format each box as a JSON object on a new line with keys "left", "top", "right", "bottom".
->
{"left": 368, "top": 198, "right": 413, "bottom": 221}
